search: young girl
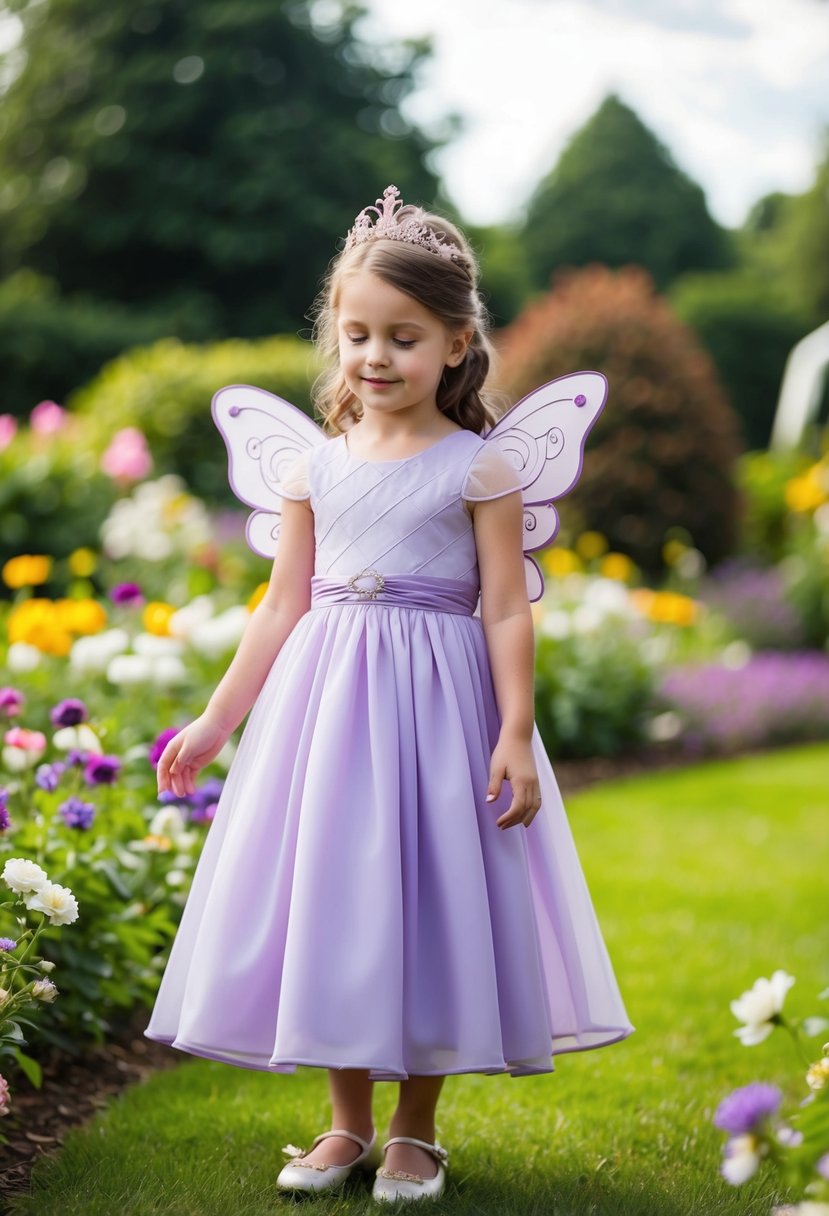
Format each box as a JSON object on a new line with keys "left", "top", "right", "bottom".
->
{"left": 145, "top": 185, "right": 633, "bottom": 1204}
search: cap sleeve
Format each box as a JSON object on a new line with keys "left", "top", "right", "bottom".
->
{"left": 278, "top": 450, "right": 311, "bottom": 501}
{"left": 461, "top": 443, "right": 524, "bottom": 502}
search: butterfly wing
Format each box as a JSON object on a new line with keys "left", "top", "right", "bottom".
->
{"left": 211, "top": 384, "right": 327, "bottom": 558}
{"left": 483, "top": 371, "right": 608, "bottom": 601}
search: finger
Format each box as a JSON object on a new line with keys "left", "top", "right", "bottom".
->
{"left": 486, "top": 767, "right": 505, "bottom": 803}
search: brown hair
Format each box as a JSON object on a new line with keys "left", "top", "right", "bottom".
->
{"left": 310, "top": 208, "right": 501, "bottom": 435}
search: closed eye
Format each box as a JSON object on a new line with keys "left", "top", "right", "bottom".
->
{"left": 393, "top": 339, "right": 416, "bottom": 349}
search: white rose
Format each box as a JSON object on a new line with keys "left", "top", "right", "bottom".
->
{"left": 731, "top": 970, "right": 795, "bottom": 1045}
{"left": 3, "top": 858, "right": 49, "bottom": 894}
{"left": 721, "top": 1135, "right": 761, "bottom": 1185}
{"left": 31, "top": 978, "right": 58, "bottom": 1002}
{"left": 6, "top": 642, "right": 42, "bottom": 673}
{"left": 24, "top": 881, "right": 79, "bottom": 926}
{"left": 52, "top": 724, "right": 103, "bottom": 754}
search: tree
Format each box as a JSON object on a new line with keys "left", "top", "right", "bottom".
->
{"left": 521, "top": 94, "right": 733, "bottom": 291}
{"left": 0, "top": 0, "right": 440, "bottom": 337}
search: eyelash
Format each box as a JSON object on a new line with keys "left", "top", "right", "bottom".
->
{"left": 347, "top": 336, "right": 416, "bottom": 349}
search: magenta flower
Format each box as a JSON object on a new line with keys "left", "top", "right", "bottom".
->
{"left": 109, "top": 582, "right": 144, "bottom": 606}
{"left": 0, "top": 415, "right": 18, "bottom": 452}
{"left": 0, "top": 688, "right": 25, "bottom": 718}
{"left": 100, "top": 427, "right": 153, "bottom": 482}
{"left": 0, "top": 802, "right": 10, "bottom": 832}
{"left": 50, "top": 698, "right": 88, "bottom": 728}
{"left": 83, "top": 754, "right": 121, "bottom": 786}
{"left": 60, "top": 796, "right": 95, "bottom": 830}
{"left": 714, "top": 1082, "right": 782, "bottom": 1135}
{"left": 149, "top": 727, "right": 180, "bottom": 768}
{"left": 30, "top": 400, "right": 67, "bottom": 435}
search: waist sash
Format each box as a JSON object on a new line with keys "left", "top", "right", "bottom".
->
{"left": 311, "top": 572, "right": 478, "bottom": 617}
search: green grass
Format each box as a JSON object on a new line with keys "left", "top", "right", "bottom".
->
{"left": 11, "top": 744, "right": 828, "bottom": 1216}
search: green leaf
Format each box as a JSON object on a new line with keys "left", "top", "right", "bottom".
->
{"left": 11, "top": 1046, "right": 42, "bottom": 1089}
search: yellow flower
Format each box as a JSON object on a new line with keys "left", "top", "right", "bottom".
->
{"left": 67, "top": 548, "right": 97, "bottom": 577}
{"left": 647, "top": 591, "right": 699, "bottom": 627}
{"left": 629, "top": 588, "right": 655, "bottom": 616}
{"left": 575, "top": 531, "right": 608, "bottom": 560}
{"left": 541, "top": 548, "right": 583, "bottom": 577}
{"left": 2, "top": 554, "right": 53, "bottom": 589}
{"left": 806, "top": 1058, "right": 829, "bottom": 1091}
{"left": 54, "top": 598, "right": 107, "bottom": 635}
{"left": 142, "top": 834, "right": 172, "bottom": 852}
{"left": 785, "top": 470, "right": 827, "bottom": 514}
{"left": 143, "top": 601, "right": 176, "bottom": 636}
{"left": 600, "top": 552, "right": 636, "bottom": 583}
{"left": 247, "top": 582, "right": 269, "bottom": 612}
{"left": 662, "top": 540, "right": 687, "bottom": 567}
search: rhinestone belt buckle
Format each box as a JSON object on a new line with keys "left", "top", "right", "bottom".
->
{"left": 346, "top": 569, "right": 386, "bottom": 599}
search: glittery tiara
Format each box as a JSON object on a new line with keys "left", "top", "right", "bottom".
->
{"left": 345, "top": 184, "right": 464, "bottom": 263}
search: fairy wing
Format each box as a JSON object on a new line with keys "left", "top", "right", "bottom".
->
{"left": 211, "top": 383, "right": 327, "bottom": 558}
{"left": 482, "top": 371, "right": 608, "bottom": 601}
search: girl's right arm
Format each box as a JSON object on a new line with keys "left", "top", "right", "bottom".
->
{"left": 157, "top": 495, "right": 316, "bottom": 798}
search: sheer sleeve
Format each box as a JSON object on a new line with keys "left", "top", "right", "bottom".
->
{"left": 461, "top": 443, "right": 524, "bottom": 502}
{"left": 278, "top": 450, "right": 311, "bottom": 501}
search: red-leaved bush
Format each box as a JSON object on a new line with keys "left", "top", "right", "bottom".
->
{"left": 495, "top": 265, "right": 743, "bottom": 573}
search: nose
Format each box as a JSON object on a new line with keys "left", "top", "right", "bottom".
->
{"left": 365, "top": 340, "right": 389, "bottom": 368}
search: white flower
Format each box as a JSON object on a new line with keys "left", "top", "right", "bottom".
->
{"left": 168, "top": 596, "right": 215, "bottom": 640}
{"left": 6, "top": 642, "right": 42, "bottom": 673}
{"left": 1, "top": 746, "right": 39, "bottom": 772}
{"left": 165, "top": 869, "right": 187, "bottom": 886}
{"left": 106, "top": 654, "right": 155, "bottom": 685}
{"left": 675, "top": 547, "right": 706, "bottom": 579}
{"left": 214, "top": 738, "right": 237, "bottom": 770}
{"left": 149, "top": 807, "right": 187, "bottom": 840}
{"left": 583, "top": 577, "right": 631, "bottom": 615}
{"left": 731, "top": 971, "right": 795, "bottom": 1045}
{"left": 150, "top": 655, "right": 187, "bottom": 688}
{"left": 647, "top": 711, "right": 682, "bottom": 742}
{"left": 3, "top": 858, "right": 49, "bottom": 895}
{"left": 31, "top": 978, "right": 58, "bottom": 1003}
{"left": 571, "top": 605, "right": 604, "bottom": 635}
{"left": 722, "top": 641, "right": 752, "bottom": 670}
{"left": 70, "top": 628, "right": 130, "bottom": 675}
{"left": 24, "top": 881, "right": 79, "bottom": 926}
{"left": 721, "top": 1135, "right": 761, "bottom": 1185}
{"left": 189, "top": 606, "right": 249, "bottom": 659}
{"left": 132, "top": 633, "right": 184, "bottom": 658}
{"left": 52, "top": 724, "right": 103, "bottom": 754}
{"left": 540, "top": 610, "right": 571, "bottom": 640}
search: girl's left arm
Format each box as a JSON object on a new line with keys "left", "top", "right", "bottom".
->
{"left": 473, "top": 490, "right": 542, "bottom": 830}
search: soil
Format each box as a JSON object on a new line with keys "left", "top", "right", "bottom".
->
{"left": 0, "top": 743, "right": 691, "bottom": 1207}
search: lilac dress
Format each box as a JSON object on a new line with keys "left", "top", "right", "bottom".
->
{"left": 144, "top": 429, "right": 633, "bottom": 1079}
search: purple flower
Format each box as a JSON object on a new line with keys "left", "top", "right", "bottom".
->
{"left": 190, "top": 801, "right": 218, "bottom": 824}
{"left": 0, "top": 687, "right": 25, "bottom": 718}
{"left": 50, "top": 698, "right": 88, "bottom": 727}
{"left": 109, "top": 582, "right": 144, "bottom": 606}
{"left": 189, "top": 776, "right": 224, "bottom": 823}
{"left": 59, "top": 796, "right": 96, "bottom": 830}
{"left": 35, "top": 762, "right": 66, "bottom": 791}
{"left": 83, "top": 754, "right": 121, "bottom": 786}
{"left": 149, "top": 726, "right": 180, "bottom": 768}
{"left": 0, "top": 805, "right": 10, "bottom": 832}
{"left": 0, "top": 938, "right": 17, "bottom": 952}
{"left": 714, "top": 1082, "right": 782, "bottom": 1135}
{"left": 158, "top": 788, "right": 191, "bottom": 806}
{"left": 817, "top": 1153, "right": 829, "bottom": 1180}
{"left": 65, "top": 748, "right": 89, "bottom": 767}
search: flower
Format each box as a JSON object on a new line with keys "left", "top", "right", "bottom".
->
{"left": 0, "top": 687, "right": 25, "bottom": 717}
{"left": 149, "top": 726, "right": 180, "bottom": 767}
{"left": 142, "top": 601, "right": 176, "bottom": 636}
{"left": 247, "top": 582, "right": 268, "bottom": 611}
{"left": 1, "top": 554, "right": 53, "bottom": 589}
{"left": 52, "top": 724, "right": 102, "bottom": 754}
{"left": 0, "top": 414, "right": 18, "bottom": 451}
{"left": 35, "top": 762, "right": 66, "bottom": 791}
{"left": 0, "top": 1073, "right": 10, "bottom": 1116}
{"left": 24, "top": 880, "right": 79, "bottom": 925}
{"left": 67, "top": 547, "right": 97, "bottom": 578}
{"left": 806, "top": 1058, "right": 829, "bottom": 1091}
{"left": 731, "top": 971, "right": 796, "bottom": 1045}
{"left": 31, "top": 978, "right": 58, "bottom": 1002}
{"left": 714, "top": 1083, "right": 783, "bottom": 1135}
{"left": 59, "top": 796, "right": 95, "bottom": 831}
{"left": 109, "top": 582, "right": 144, "bottom": 606}
{"left": 100, "top": 427, "right": 153, "bottom": 482}
{"left": 3, "top": 857, "right": 49, "bottom": 894}
{"left": 30, "top": 400, "right": 66, "bottom": 434}
{"left": 721, "top": 1134, "right": 762, "bottom": 1185}
{"left": 2, "top": 726, "right": 47, "bottom": 771}
{"left": 0, "top": 938, "right": 17, "bottom": 952}
{"left": 83, "top": 754, "right": 121, "bottom": 786}
{"left": 50, "top": 698, "right": 88, "bottom": 727}
{"left": 0, "top": 804, "right": 9, "bottom": 832}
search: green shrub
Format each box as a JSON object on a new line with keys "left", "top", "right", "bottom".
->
{"left": 496, "top": 265, "right": 743, "bottom": 575}
{"left": 670, "top": 271, "right": 810, "bottom": 450}
{"left": 70, "top": 335, "right": 321, "bottom": 504}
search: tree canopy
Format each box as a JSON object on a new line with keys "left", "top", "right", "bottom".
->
{"left": 0, "top": 0, "right": 440, "bottom": 337}
{"left": 521, "top": 94, "right": 733, "bottom": 291}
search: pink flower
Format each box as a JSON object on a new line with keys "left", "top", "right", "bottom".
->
{"left": 0, "top": 1073, "right": 10, "bottom": 1116}
{"left": 4, "top": 727, "right": 47, "bottom": 752}
{"left": 30, "top": 401, "right": 67, "bottom": 435}
{"left": 101, "top": 428, "right": 153, "bottom": 482}
{"left": 0, "top": 415, "right": 18, "bottom": 451}
{"left": 0, "top": 687, "right": 25, "bottom": 718}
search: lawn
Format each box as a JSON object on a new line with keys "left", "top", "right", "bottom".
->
{"left": 10, "top": 744, "right": 828, "bottom": 1216}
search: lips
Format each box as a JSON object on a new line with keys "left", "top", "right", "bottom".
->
{"left": 362, "top": 377, "right": 396, "bottom": 386}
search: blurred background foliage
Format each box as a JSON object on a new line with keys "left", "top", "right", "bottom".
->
{"left": 0, "top": 0, "right": 828, "bottom": 575}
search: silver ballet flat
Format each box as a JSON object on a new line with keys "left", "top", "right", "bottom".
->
{"left": 372, "top": 1135, "right": 449, "bottom": 1203}
{"left": 276, "top": 1127, "right": 379, "bottom": 1194}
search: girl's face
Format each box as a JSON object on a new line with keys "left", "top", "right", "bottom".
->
{"left": 336, "top": 270, "right": 469, "bottom": 424}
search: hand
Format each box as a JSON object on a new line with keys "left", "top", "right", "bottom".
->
{"left": 156, "top": 712, "right": 231, "bottom": 798}
{"left": 486, "top": 730, "right": 542, "bottom": 830}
